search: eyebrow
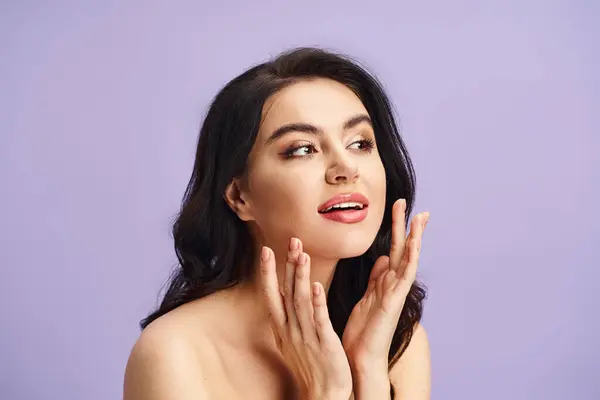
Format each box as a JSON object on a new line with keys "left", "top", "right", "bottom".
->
{"left": 265, "top": 114, "right": 372, "bottom": 145}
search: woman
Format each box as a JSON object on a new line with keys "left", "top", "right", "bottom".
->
{"left": 124, "top": 47, "right": 431, "bottom": 399}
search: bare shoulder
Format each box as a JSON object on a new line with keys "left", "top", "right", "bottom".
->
{"left": 123, "top": 301, "right": 223, "bottom": 400}
{"left": 389, "top": 323, "right": 431, "bottom": 399}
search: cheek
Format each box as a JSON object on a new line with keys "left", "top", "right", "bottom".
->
{"left": 249, "top": 170, "right": 315, "bottom": 224}
{"left": 365, "top": 160, "right": 387, "bottom": 218}
{"left": 364, "top": 158, "right": 387, "bottom": 192}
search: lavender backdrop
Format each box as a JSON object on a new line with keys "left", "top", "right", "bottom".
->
{"left": 1, "top": 1, "right": 598, "bottom": 399}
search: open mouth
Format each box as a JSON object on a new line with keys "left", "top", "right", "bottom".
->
{"left": 318, "top": 202, "right": 366, "bottom": 213}
{"left": 316, "top": 193, "right": 370, "bottom": 223}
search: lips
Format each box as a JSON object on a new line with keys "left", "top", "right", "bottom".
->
{"left": 318, "top": 192, "right": 369, "bottom": 213}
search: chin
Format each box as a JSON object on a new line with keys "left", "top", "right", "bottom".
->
{"left": 308, "top": 229, "right": 377, "bottom": 260}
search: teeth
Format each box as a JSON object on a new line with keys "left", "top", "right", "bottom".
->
{"left": 322, "top": 202, "right": 364, "bottom": 212}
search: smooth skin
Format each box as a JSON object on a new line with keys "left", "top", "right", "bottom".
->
{"left": 123, "top": 79, "right": 431, "bottom": 399}
{"left": 260, "top": 202, "right": 429, "bottom": 399}
{"left": 260, "top": 240, "right": 353, "bottom": 400}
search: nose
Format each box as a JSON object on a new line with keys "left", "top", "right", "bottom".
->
{"left": 325, "top": 152, "right": 360, "bottom": 185}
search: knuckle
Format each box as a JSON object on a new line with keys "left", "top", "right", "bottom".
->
{"left": 293, "top": 295, "right": 304, "bottom": 311}
{"left": 315, "top": 314, "right": 328, "bottom": 329}
{"left": 303, "top": 338, "right": 315, "bottom": 350}
{"left": 287, "top": 250, "right": 297, "bottom": 262}
{"left": 260, "top": 261, "right": 270, "bottom": 273}
{"left": 314, "top": 318, "right": 325, "bottom": 330}
{"left": 307, "top": 340, "right": 320, "bottom": 353}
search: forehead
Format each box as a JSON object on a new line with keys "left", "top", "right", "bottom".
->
{"left": 258, "top": 78, "right": 368, "bottom": 137}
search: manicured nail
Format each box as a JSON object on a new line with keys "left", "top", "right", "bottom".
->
{"left": 261, "top": 246, "right": 270, "bottom": 261}
{"left": 298, "top": 252, "right": 307, "bottom": 265}
{"left": 290, "top": 238, "right": 299, "bottom": 250}
{"left": 313, "top": 283, "right": 320, "bottom": 296}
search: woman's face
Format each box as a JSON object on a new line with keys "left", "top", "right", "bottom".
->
{"left": 236, "top": 78, "right": 386, "bottom": 260}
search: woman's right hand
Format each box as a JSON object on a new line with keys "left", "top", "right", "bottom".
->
{"left": 260, "top": 237, "right": 353, "bottom": 400}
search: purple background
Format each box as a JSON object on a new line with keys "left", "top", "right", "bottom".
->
{"left": 1, "top": 1, "right": 598, "bottom": 399}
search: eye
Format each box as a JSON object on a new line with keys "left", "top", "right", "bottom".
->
{"left": 282, "top": 143, "right": 318, "bottom": 159}
{"left": 348, "top": 138, "right": 375, "bottom": 152}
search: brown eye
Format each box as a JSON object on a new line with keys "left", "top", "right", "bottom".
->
{"left": 348, "top": 138, "right": 375, "bottom": 152}
{"left": 282, "top": 143, "right": 318, "bottom": 159}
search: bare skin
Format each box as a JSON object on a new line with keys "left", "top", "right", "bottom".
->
{"left": 123, "top": 78, "right": 431, "bottom": 399}
{"left": 123, "top": 263, "right": 429, "bottom": 399}
{"left": 124, "top": 285, "right": 302, "bottom": 399}
{"left": 123, "top": 252, "right": 430, "bottom": 399}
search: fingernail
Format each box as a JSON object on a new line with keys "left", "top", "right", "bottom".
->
{"left": 313, "top": 283, "right": 320, "bottom": 296}
{"left": 261, "top": 246, "right": 270, "bottom": 261}
{"left": 298, "top": 252, "right": 306, "bottom": 265}
{"left": 289, "top": 238, "right": 299, "bottom": 251}
{"left": 400, "top": 199, "right": 406, "bottom": 210}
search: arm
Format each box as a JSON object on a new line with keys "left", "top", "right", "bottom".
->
{"left": 123, "top": 327, "right": 210, "bottom": 400}
{"left": 350, "top": 323, "right": 430, "bottom": 400}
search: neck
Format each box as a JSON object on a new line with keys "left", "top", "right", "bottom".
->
{"left": 249, "top": 243, "right": 340, "bottom": 295}
{"left": 230, "top": 248, "right": 340, "bottom": 344}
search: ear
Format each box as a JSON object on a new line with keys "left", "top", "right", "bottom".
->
{"left": 224, "top": 178, "right": 254, "bottom": 221}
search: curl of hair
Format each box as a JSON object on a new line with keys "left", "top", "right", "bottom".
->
{"left": 141, "top": 47, "right": 427, "bottom": 374}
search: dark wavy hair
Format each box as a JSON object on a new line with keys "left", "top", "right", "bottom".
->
{"left": 141, "top": 47, "right": 426, "bottom": 369}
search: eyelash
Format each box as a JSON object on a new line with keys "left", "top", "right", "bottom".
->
{"left": 282, "top": 138, "right": 376, "bottom": 159}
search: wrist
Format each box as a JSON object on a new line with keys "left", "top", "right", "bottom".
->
{"left": 352, "top": 373, "right": 390, "bottom": 389}
{"left": 349, "top": 364, "right": 391, "bottom": 400}
{"left": 301, "top": 385, "right": 352, "bottom": 400}
{"left": 349, "top": 357, "right": 388, "bottom": 379}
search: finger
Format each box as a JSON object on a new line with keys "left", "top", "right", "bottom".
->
{"left": 376, "top": 268, "right": 389, "bottom": 299}
{"left": 383, "top": 269, "right": 397, "bottom": 293}
{"left": 397, "top": 213, "right": 427, "bottom": 288}
{"left": 295, "top": 252, "right": 319, "bottom": 344}
{"left": 260, "top": 246, "right": 286, "bottom": 329}
{"left": 389, "top": 199, "right": 407, "bottom": 271}
{"left": 379, "top": 269, "right": 401, "bottom": 316}
{"left": 399, "top": 213, "right": 423, "bottom": 268}
{"left": 312, "top": 282, "right": 339, "bottom": 347}
{"left": 366, "top": 256, "right": 390, "bottom": 295}
{"left": 284, "top": 237, "right": 302, "bottom": 339}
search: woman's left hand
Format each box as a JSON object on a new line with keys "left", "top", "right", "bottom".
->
{"left": 342, "top": 199, "right": 429, "bottom": 373}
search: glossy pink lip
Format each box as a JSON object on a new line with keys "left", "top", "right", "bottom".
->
{"left": 317, "top": 192, "right": 369, "bottom": 213}
{"left": 319, "top": 207, "right": 368, "bottom": 223}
